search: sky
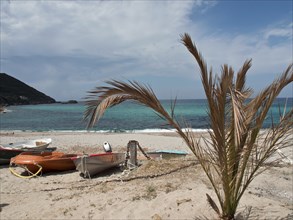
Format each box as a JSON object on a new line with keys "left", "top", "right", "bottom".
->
{"left": 1, "top": 0, "right": 292, "bottom": 101}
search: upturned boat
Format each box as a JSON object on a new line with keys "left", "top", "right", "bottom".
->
{"left": 71, "top": 152, "right": 126, "bottom": 178}
{"left": 10, "top": 151, "right": 78, "bottom": 178}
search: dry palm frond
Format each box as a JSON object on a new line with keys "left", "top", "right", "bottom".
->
{"left": 181, "top": 33, "right": 292, "bottom": 218}
{"left": 206, "top": 193, "right": 220, "bottom": 216}
{"left": 84, "top": 80, "right": 185, "bottom": 138}
{"left": 84, "top": 33, "right": 293, "bottom": 220}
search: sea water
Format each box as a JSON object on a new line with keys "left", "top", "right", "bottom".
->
{"left": 0, "top": 98, "right": 291, "bottom": 132}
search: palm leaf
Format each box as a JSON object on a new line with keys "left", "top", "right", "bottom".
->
{"left": 84, "top": 33, "right": 293, "bottom": 220}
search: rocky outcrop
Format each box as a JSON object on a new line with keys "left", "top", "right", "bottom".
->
{"left": 0, "top": 73, "right": 56, "bottom": 105}
{"left": 60, "top": 100, "right": 78, "bottom": 104}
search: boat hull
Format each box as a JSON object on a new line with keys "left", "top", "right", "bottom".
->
{"left": 72, "top": 153, "right": 126, "bottom": 178}
{"left": 10, "top": 151, "right": 78, "bottom": 173}
{"left": 0, "top": 158, "right": 10, "bottom": 165}
{"left": 147, "top": 150, "right": 188, "bottom": 160}
{"left": 0, "top": 147, "right": 56, "bottom": 165}
{"left": 1, "top": 138, "right": 52, "bottom": 150}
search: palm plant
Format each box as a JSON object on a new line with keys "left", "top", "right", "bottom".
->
{"left": 84, "top": 33, "right": 293, "bottom": 219}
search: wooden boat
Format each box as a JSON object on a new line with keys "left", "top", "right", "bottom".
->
{"left": 0, "top": 147, "right": 56, "bottom": 165}
{"left": 71, "top": 153, "right": 126, "bottom": 178}
{"left": 147, "top": 150, "right": 188, "bottom": 160}
{"left": 1, "top": 138, "right": 52, "bottom": 150}
{"left": 10, "top": 151, "right": 78, "bottom": 177}
{"left": 0, "top": 138, "right": 53, "bottom": 165}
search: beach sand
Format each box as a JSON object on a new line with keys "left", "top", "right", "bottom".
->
{"left": 0, "top": 131, "right": 292, "bottom": 219}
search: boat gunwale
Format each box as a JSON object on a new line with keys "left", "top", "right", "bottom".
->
{"left": 71, "top": 152, "right": 125, "bottom": 160}
{"left": 10, "top": 152, "right": 79, "bottom": 165}
{"left": 1, "top": 138, "right": 52, "bottom": 149}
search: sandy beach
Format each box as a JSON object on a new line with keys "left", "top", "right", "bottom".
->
{"left": 0, "top": 131, "right": 292, "bottom": 219}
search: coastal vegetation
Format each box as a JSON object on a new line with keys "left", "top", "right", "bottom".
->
{"left": 84, "top": 33, "right": 293, "bottom": 219}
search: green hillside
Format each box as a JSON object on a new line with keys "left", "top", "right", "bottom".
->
{"left": 0, "top": 73, "right": 56, "bottom": 105}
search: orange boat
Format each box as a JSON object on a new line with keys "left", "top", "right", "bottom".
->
{"left": 10, "top": 151, "right": 79, "bottom": 178}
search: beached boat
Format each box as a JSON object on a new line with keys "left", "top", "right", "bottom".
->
{"left": 10, "top": 151, "right": 79, "bottom": 177}
{"left": 71, "top": 153, "right": 126, "bottom": 178}
{"left": 0, "top": 138, "right": 54, "bottom": 165}
{"left": 147, "top": 150, "right": 188, "bottom": 160}
{"left": 0, "top": 147, "right": 56, "bottom": 165}
{"left": 1, "top": 138, "right": 52, "bottom": 150}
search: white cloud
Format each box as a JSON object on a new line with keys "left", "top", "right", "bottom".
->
{"left": 1, "top": 1, "right": 194, "bottom": 56}
{"left": 183, "top": 20, "right": 292, "bottom": 79}
{"left": 263, "top": 23, "right": 293, "bottom": 40}
{"left": 1, "top": 1, "right": 292, "bottom": 100}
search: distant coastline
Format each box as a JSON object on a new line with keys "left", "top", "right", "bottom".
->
{"left": 58, "top": 100, "right": 78, "bottom": 104}
{"left": 0, "top": 73, "right": 55, "bottom": 106}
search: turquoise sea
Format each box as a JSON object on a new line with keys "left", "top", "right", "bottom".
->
{"left": 0, "top": 98, "right": 291, "bottom": 132}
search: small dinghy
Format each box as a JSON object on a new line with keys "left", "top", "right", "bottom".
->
{"left": 147, "top": 150, "right": 188, "bottom": 160}
{"left": 0, "top": 147, "right": 56, "bottom": 165}
{"left": 1, "top": 138, "right": 52, "bottom": 150}
{"left": 0, "top": 138, "right": 53, "bottom": 165}
{"left": 10, "top": 151, "right": 78, "bottom": 178}
{"left": 71, "top": 152, "right": 126, "bottom": 178}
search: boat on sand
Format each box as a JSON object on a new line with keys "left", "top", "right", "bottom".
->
{"left": 0, "top": 138, "right": 54, "bottom": 165}
{"left": 147, "top": 150, "right": 188, "bottom": 160}
{"left": 71, "top": 152, "right": 126, "bottom": 178}
{"left": 1, "top": 138, "right": 52, "bottom": 150}
{"left": 10, "top": 151, "right": 79, "bottom": 178}
{"left": 0, "top": 147, "right": 56, "bottom": 165}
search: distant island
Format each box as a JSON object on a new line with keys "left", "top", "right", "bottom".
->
{"left": 0, "top": 73, "right": 56, "bottom": 105}
{"left": 59, "top": 100, "right": 78, "bottom": 104}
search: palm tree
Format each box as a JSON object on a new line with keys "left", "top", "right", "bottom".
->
{"left": 84, "top": 33, "right": 293, "bottom": 219}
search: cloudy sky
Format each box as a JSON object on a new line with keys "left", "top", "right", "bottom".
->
{"left": 1, "top": 0, "right": 292, "bottom": 101}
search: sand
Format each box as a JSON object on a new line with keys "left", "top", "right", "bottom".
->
{"left": 0, "top": 131, "right": 292, "bottom": 219}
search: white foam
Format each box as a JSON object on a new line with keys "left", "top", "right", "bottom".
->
{"left": 2, "top": 128, "right": 211, "bottom": 133}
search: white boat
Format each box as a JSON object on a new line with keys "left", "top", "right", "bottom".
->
{"left": 0, "top": 138, "right": 52, "bottom": 151}
{"left": 147, "top": 150, "right": 188, "bottom": 160}
{"left": 71, "top": 152, "right": 126, "bottom": 178}
{"left": 0, "top": 138, "right": 54, "bottom": 165}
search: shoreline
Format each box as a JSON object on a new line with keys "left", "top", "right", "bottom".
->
{"left": 0, "top": 128, "right": 212, "bottom": 134}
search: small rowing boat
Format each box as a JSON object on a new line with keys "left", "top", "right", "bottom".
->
{"left": 10, "top": 151, "right": 79, "bottom": 178}
{"left": 71, "top": 153, "right": 126, "bottom": 178}
{"left": 0, "top": 138, "right": 54, "bottom": 165}
{"left": 0, "top": 147, "right": 56, "bottom": 165}
{"left": 147, "top": 150, "right": 188, "bottom": 160}
{"left": 1, "top": 138, "right": 52, "bottom": 150}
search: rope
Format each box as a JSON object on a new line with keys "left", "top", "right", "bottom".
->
{"left": 3, "top": 161, "right": 198, "bottom": 194}
{"left": 81, "top": 154, "right": 91, "bottom": 179}
{"left": 36, "top": 162, "right": 198, "bottom": 192}
{"left": 120, "top": 161, "right": 198, "bottom": 181}
{"left": 124, "top": 143, "right": 130, "bottom": 167}
{"left": 124, "top": 140, "right": 151, "bottom": 168}
{"left": 9, "top": 163, "right": 43, "bottom": 179}
{"left": 136, "top": 141, "right": 151, "bottom": 160}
